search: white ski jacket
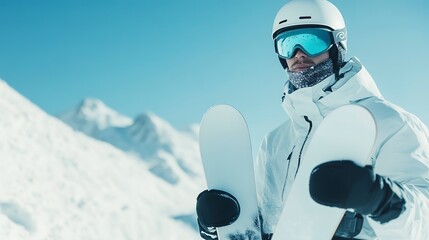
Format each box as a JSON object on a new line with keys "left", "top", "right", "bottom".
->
{"left": 255, "top": 57, "right": 429, "bottom": 239}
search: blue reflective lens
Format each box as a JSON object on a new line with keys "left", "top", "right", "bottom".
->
{"left": 275, "top": 28, "right": 333, "bottom": 59}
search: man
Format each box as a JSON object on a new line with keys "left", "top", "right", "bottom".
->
{"left": 196, "top": 0, "right": 429, "bottom": 239}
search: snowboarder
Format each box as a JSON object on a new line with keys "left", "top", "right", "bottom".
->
{"left": 196, "top": 0, "right": 429, "bottom": 239}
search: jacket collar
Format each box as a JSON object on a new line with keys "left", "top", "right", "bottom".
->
{"left": 281, "top": 57, "right": 383, "bottom": 128}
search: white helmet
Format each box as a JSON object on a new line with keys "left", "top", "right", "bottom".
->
{"left": 272, "top": 0, "right": 347, "bottom": 72}
{"left": 272, "top": 0, "right": 347, "bottom": 50}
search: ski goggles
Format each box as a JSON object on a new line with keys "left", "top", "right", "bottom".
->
{"left": 274, "top": 27, "right": 346, "bottom": 59}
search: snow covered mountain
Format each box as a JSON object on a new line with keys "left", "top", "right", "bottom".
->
{"left": 59, "top": 98, "right": 133, "bottom": 134}
{"left": 59, "top": 98, "right": 203, "bottom": 185}
{"left": 0, "top": 80, "right": 205, "bottom": 239}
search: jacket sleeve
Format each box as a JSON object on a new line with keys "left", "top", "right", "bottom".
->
{"left": 254, "top": 127, "right": 289, "bottom": 236}
{"left": 254, "top": 136, "right": 269, "bottom": 232}
{"left": 368, "top": 113, "right": 429, "bottom": 240}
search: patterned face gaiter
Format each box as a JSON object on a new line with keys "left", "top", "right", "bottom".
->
{"left": 287, "top": 58, "right": 334, "bottom": 89}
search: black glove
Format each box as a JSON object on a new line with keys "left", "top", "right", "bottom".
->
{"left": 309, "top": 160, "right": 406, "bottom": 223}
{"left": 196, "top": 189, "right": 240, "bottom": 239}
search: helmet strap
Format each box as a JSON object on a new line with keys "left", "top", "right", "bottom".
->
{"left": 330, "top": 44, "right": 347, "bottom": 80}
{"left": 279, "top": 57, "right": 288, "bottom": 69}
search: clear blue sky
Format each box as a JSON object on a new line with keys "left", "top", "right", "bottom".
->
{"left": 1, "top": 0, "right": 429, "bottom": 150}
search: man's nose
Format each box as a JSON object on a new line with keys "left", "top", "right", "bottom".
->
{"left": 293, "top": 49, "right": 308, "bottom": 59}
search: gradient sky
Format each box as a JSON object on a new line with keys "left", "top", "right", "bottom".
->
{"left": 1, "top": 0, "right": 429, "bottom": 150}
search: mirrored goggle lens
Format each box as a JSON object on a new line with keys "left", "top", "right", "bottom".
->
{"left": 275, "top": 28, "right": 333, "bottom": 59}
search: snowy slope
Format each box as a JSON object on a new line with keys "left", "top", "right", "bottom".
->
{"left": 0, "top": 80, "right": 205, "bottom": 240}
{"left": 59, "top": 99, "right": 203, "bottom": 185}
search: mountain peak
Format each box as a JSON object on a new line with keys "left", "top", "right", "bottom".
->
{"left": 78, "top": 98, "right": 108, "bottom": 112}
{"left": 59, "top": 98, "right": 203, "bottom": 185}
{"left": 127, "top": 112, "right": 176, "bottom": 145}
{"left": 59, "top": 98, "right": 133, "bottom": 133}
{"left": 133, "top": 112, "right": 172, "bottom": 130}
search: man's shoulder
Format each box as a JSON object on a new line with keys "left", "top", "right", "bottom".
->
{"left": 360, "top": 98, "right": 419, "bottom": 122}
{"left": 358, "top": 98, "right": 429, "bottom": 137}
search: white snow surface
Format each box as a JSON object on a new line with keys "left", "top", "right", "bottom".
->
{"left": 0, "top": 80, "right": 206, "bottom": 239}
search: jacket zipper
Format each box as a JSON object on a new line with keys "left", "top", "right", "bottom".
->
{"left": 295, "top": 116, "right": 313, "bottom": 177}
{"left": 281, "top": 146, "right": 295, "bottom": 199}
{"left": 281, "top": 116, "right": 313, "bottom": 200}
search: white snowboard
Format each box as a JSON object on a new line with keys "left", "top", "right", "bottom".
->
{"left": 272, "top": 104, "right": 377, "bottom": 240}
{"left": 199, "top": 104, "right": 262, "bottom": 240}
